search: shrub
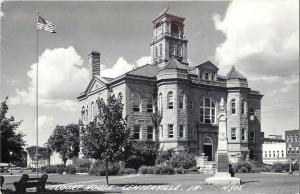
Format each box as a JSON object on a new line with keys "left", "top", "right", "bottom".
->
{"left": 138, "top": 166, "right": 155, "bottom": 174}
{"left": 155, "top": 149, "right": 175, "bottom": 165}
{"left": 184, "top": 166, "right": 199, "bottom": 174}
{"left": 174, "top": 167, "right": 184, "bottom": 174}
{"left": 57, "top": 165, "right": 66, "bottom": 174}
{"left": 66, "top": 165, "right": 77, "bottom": 174}
{"left": 118, "top": 168, "right": 136, "bottom": 175}
{"left": 89, "top": 160, "right": 120, "bottom": 176}
{"left": 169, "top": 152, "right": 196, "bottom": 169}
{"left": 73, "top": 158, "right": 92, "bottom": 173}
{"left": 233, "top": 161, "right": 252, "bottom": 173}
{"left": 154, "top": 165, "right": 175, "bottom": 175}
{"left": 272, "top": 163, "right": 285, "bottom": 173}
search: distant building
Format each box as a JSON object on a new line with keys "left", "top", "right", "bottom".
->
{"left": 78, "top": 7, "right": 264, "bottom": 163}
{"left": 26, "top": 150, "right": 49, "bottom": 168}
{"left": 262, "top": 136, "right": 286, "bottom": 164}
{"left": 285, "top": 130, "right": 299, "bottom": 163}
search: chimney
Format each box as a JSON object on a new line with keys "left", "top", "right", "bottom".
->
{"left": 88, "top": 51, "right": 101, "bottom": 80}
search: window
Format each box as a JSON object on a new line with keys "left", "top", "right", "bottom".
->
{"left": 277, "top": 150, "right": 279, "bottom": 157}
{"left": 250, "top": 106, "right": 255, "bottom": 120}
{"left": 296, "top": 147, "right": 299, "bottom": 154}
{"left": 287, "top": 135, "right": 290, "bottom": 142}
{"left": 168, "top": 124, "right": 174, "bottom": 138}
{"left": 204, "top": 72, "right": 209, "bottom": 80}
{"left": 265, "top": 151, "right": 267, "bottom": 158}
{"left": 200, "top": 98, "right": 216, "bottom": 124}
{"left": 155, "top": 46, "right": 158, "bottom": 58}
{"left": 158, "top": 93, "right": 162, "bottom": 111}
{"left": 91, "top": 101, "right": 94, "bottom": 120}
{"left": 269, "top": 151, "right": 271, "bottom": 157}
{"left": 291, "top": 147, "right": 295, "bottom": 154}
{"left": 189, "top": 100, "right": 194, "bottom": 112}
{"left": 167, "top": 91, "right": 174, "bottom": 109}
{"left": 147, "top": 96, "right": 153, "bottom": 113}
{"left": 231, "top": 99, "right": 236, "bottom": 114}
{"left": 132, "top": 92, "right": 141, "bottom": 112}
{"left": 273, "top": 151, "right": 275, "bottom": 157}
{"left": 240, "top": 128, "right": 245, "bottom": 140}
{"left": 179, "top": 125, "right": 184, "bottom": 138}
{"left": 159, "top": 44, "right": 162, "bottom": 56}
{"left": 291, "top": 135, "right": 294, "bottom": 142}
{"left": 179, "top": 92, "right": 184, "bottom": 109}
{"left": 241, "top": 100, "right": 246, "bottom": 115}
{"left": 296, "top": 135, "right": 298, "bottom": 142}
{"left": 81, "top": 106, "right": 85, "bottom": 121}
{"left": 133, "top": 125, "right": 140, "bottom": 140}
{"left": 250, "top": 132, "right": 255, "bottom": 143}
{"left": 282, "top": 150, "right": 284, "bottom": 157}
{"left": 118, "top": 92, "right": 123, "bottom": 100}
{"left": 190, "top": 127, "right": 194, "bottom": 135}
{"left": 86, "top": 106, "right": 88, "bottom": 121}
{"left": 147, "top": 126, "right": 154, "bottom": 140}
{"left": 231, "top": 128, "right": 236, "bottom": 140}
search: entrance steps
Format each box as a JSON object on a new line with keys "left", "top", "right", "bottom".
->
{"left": 195, "top": 155, "right": 217, "bottom": 174}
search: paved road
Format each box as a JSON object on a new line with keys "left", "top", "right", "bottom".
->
{"left": 1, "top": 173, "right": 299, "bottom": 194}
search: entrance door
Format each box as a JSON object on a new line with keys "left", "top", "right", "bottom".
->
{"left": 203, "top": 136, "right": 213, "bottom": 161}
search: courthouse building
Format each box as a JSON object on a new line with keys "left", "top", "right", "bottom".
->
{"left": 78, "top": 8, "right": 264, "bottom": 162}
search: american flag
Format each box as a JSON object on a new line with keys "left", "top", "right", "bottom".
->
{"left": 37, "top": 15, "right": 56, "bottom": 33}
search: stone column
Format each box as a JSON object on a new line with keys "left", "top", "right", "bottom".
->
{"left": 205, "top": 97, "right": 240, "bottom": 185}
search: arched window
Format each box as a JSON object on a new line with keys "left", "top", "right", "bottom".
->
{"left": 91, "top": 101, "right": 94, "bottom": 120}
{"left": 118, "top": 92, "right": 123, "bottom": 100}
{"left": 158, "top": 93, "right": 162, "bottom": 111}
{"left": 86, "top": 106, "right": 88, "bottom": 121}
{"left": 167, "top": 91, "right": 174, "bottom": 109}
{"left": 200, "top": 98, "right": 216, "bottom": 124}
{"left": 179, "top": 92, "right": 184, "bottom": 109}
{"left": 147, "top": 95, "right": 153, "bottom": 113}
{"left": 241, "top": 99, "right": 246, "bottom": 115}
{"left": 81, "top": 106, "right": 85, "bottom": 121}
{"left": 250, "top": 106, "right": 255, "bottom": 120}
{"left": 231, "top": 99, "right": 236, "bottom": 114}
{"left": 132, "top": 92, "right": 141, "bottom": 112}
{"left": 159, "top": 44, "right": 162, "bottom": 56}
{"left": 155, "top": 46, "right": 158, "bottom": 58}
{"left": 189, "top": 100, "right": 194, "bottom": 112}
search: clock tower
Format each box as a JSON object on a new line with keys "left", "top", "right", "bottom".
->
{"left": 150, "top": 7, "right": 188, "bottom": 66}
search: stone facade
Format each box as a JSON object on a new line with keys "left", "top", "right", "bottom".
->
{"left": 77, "top": 8, "right": 264, "bottom": 163}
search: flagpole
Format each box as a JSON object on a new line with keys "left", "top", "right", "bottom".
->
{"left": 36, "top": 11, "right": 39, "bottom": 178}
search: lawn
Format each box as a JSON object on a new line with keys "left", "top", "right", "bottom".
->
{"left": 1, "top": 173, "right": 299, "bottom": 194}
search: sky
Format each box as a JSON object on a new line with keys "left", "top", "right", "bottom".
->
{"left": 0, "top": 0, "right": 299, "bottom": 147}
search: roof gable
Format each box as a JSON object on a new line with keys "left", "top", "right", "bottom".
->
{"left": 160, "top": 57, "right": 188, "bottom": 71}
{"left": 196, "top": 61, "right": 219, "bottom": 72}
{"left": 85, "top": 76, "right": 108, "bottom": 94}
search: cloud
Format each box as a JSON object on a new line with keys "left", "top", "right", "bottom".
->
{"left": 213, "top": 0, "right": 299, "bottom": 77}
{"left": 101, "top": 56, "right": 151, "bottom": 78}
{"left": 10, "top": 46, "right": 88, "bottom": 111}
{"left": 38, "top": 115, "right": 54, "bottom": 128}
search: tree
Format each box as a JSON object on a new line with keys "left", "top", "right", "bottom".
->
{"left": 47, "top": 124, "right": 79, "bottom": 166}
{"left": 150, "top": 84, "right": 162, "bottom": 149}
{"left": 81, "top": 94, "right": 131, "bottom": 185}
{"left": 0, "top": 97, "right": 26, "bottom": 164}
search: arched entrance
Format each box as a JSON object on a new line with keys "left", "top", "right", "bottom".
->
{"left": 203, "top": 136, "right": 213, "bottom": 161}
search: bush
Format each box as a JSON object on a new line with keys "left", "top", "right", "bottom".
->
{"left": 272, "top": 163, "right": 285, "bottom": 173}
{"left": 57, "top": 165, "right": 66, "bottom": 174}
{"left": 155, "top": 149, "right": 175, "bottom": 165}
{"left": 89, "top": 160, "right": 120, "bottom": 176}
{"left": 174, "top": 167, "right": 184, "bottom": 174}
{"left": 169, "top": 152, "right": 196, "bottom": 169}
{"left": 118, "top": 168, "right": 136, "bottom": 175}
{"left": 154, "top": 165, "right": 175, "bottom": 175}
{"left": 233, "top": 161, "right": 252, "bottom": 173}
{"left": 66, "top": 165, "right": 77, "bottom": 174}
{"left": 138, "top": 166, "right": 155, "bottom": 174}
{"left": 184, "top": 166, "right": 199, "bottom": 174}
{"left": 73, "top": 158, "right": 92, "bottom": 173}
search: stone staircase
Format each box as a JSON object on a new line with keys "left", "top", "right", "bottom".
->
{"left": 195, "top": 155, "right": 217, "bottom": 174}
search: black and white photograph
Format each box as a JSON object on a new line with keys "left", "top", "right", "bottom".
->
{"left": 0, "top": 0, "right": 299, "bottom": 193}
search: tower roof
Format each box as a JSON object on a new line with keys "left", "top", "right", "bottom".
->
{"left": 160, "top": 56, "right": 188, "bottom": 71}
{"left": 153, "top": 7, "right": 185, "bottom": 22}
{"left": 226, "top": 66, "right": 247, "bottom": 80}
